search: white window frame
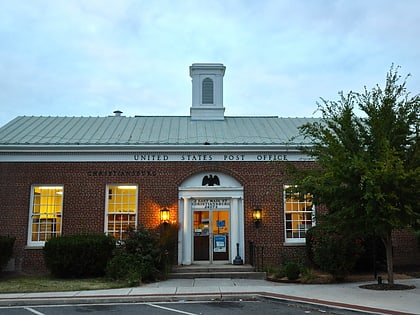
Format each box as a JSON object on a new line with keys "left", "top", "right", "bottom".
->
{"left": 27, "top": 185, "right": 63, "bottom": 247}
{"left": 105, "top": 184, "right": 138, "bottom": 240}
{"left": 283, "top": 185, "right": 315, "bottom": 244}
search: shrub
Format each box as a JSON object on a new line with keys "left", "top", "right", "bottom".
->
{"left": 124, "top": 227, "right": 163, "bottom": 280}
{"left": 415, "top": 229, "right": 420, "bottom": 248}
{"left": 105, "top": 251, "right": 143, "bottom": 286}
{"left": 266, "top": 265, "right": 286, "bottom": 279}
{"left": 158, "top": 223, "right": 179, "bottom": 273}
{"left": 0, "top": 236, "right": 15, "bottom": 271}
{"left": 44, "top": 234, "right": 115, "bottom": 278}
{"left": 285, "top": 262, "right": 300, "bottom": 280}
{"left": 299, "top": 267, "right": 317, "bottom": 284}
{"left": 280, "top": 249, "right": 307, "bottom": 267}
{"left": 306, "top": 226, "right": 364, "bottom": 281}
{"left": 106, "top": 225, "right": 178, "bottom": 283}
{"left": 354, "top": 236, "right": 386, "bottom": 272}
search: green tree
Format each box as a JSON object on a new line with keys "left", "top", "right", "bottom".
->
{"left": 287, "top": 66, "right": 419, "bottom": 284}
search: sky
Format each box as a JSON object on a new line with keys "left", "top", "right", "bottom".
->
{"left": 1, "top": 0, "right": 419, "bottom": 127}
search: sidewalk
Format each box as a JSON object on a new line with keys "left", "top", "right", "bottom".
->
{"left": 0, "top": 277, "right": 419, "bottom": 315}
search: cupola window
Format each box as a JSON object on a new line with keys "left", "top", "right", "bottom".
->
{"left": 202, "top": 78, "right": 214, "bottom": 104}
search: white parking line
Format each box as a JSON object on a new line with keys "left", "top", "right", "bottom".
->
{"left": 147, "top": 303, "right": 199, "bottom": 315}
{"left": 24, "top": 307, "right": 45, "bottom": 315}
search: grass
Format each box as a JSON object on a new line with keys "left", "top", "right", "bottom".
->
{"left": 0, "top": 273, "right": 129, "bottom": 294}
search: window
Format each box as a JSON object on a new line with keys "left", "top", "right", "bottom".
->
{"left": 284, "top": 185, "right": 315, "bottom": 243}
{"left": 106, "top": 185, "right": 138, "bottom": 240}
{"left": 28, "top": 185, "right": 63, "bottom": 246}
{"left": 202, "top": 77, "right": 214, "bottom": 104}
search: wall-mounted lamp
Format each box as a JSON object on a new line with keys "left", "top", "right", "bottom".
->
{"left": 253, "top": 206, "right": 262, "bottom": 227}
{"left": 160, "top": 208, "right": 170, "bottom": 224}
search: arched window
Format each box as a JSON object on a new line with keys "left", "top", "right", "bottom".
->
{"left": 202, "top": 78, "right": 214, "bottom": 104}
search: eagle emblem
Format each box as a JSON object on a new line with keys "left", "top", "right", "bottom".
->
{"left": 202, "top": 174, "right": 220, "bottom": 186}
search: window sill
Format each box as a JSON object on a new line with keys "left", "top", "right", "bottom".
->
{"left": 283, "top": 242, "right": 306, "bottom": 247}
{"left": 25, "top": 245, "right": 45, "bottom": 250}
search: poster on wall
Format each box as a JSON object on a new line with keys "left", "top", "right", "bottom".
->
{"left": 214, "top": 235, "right": 226, "bottom": 252}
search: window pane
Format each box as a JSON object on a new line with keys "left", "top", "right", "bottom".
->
{"left": 202, "top": 78, "right": 214, "bottom": 104}
{"left": 29, "top": 186, "right": 63, "bottom": 244}
{"left": 106, "top": 185, "right": 138, "bottom": 240}
{"left": 284, "top": 185, "right": 315, "bottom": 242}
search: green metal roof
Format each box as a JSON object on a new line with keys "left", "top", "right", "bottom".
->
{"left": 0, "top": 115, "right": 319, "bottom": 147}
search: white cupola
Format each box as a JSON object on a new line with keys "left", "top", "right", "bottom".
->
{"left": 190, "top": 63, "right": 226, "bottom": 120}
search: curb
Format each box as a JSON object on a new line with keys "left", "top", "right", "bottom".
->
{"left": 260, "top": 292, "right": 418, "bottom": 315}
{"left": 0, "top": 292, "right": 256, "bottom": 307}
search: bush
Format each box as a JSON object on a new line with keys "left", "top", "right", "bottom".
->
{"left": 105, "top": 251, "right": 143, "bottom": 286}
{"left": 285, "top": 262, "right": 300, "bottom": 280}
{"left": 0, "top": 236, "right": 15, "bottom": 271}
{"left": 44, "top": 234, "right": 115, "bottom": 278}
{"left": 106, "top": 224, "right": 178, "bottom": 284}
{"left": 306, "top": 226, "right": 364, "bottom": 281}
{"left": 299, "top": 267, "right": 318, "bottom": 284}
{"left": 266, "top": 265, "right": 286, "bottom": 279}
{"left": 415, "top": 229, "right": 420, "bottom": 249}
{"left": 158, "top": 223, "right": 179, "bottom": 273}
{"left": 354, "top": 236, "right": 386, "bottom": 272}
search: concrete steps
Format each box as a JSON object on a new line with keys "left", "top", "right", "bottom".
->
{"left": 169, "top": 264, "right": 266, "bottom": 280}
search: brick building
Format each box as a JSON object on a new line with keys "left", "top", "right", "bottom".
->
{"left": 0, "top": 63, "right": 418, "bottom": 272}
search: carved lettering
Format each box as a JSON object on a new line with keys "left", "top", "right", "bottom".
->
{"left": 134, "top": 154, "right": 169, "bottom": 161}
{"left": 181, "top": 154, "right": 213, "bottom": 161}
{"left": 256, "top": 154, "right": 288, "bottom": 161}
{"left": 131, "top": 153, "right": 295, "bottom": 162}
{"left": 87, "top": 170, "right": 157, "bottom": 176}
{"left": 223, "top": 154, "right": 245, "bottom": 161}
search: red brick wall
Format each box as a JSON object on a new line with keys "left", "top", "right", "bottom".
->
{"left": 392, "top": 230, "right": 420, "bottom": 266}
{"left": 1, "top": 161, "right": 418, "bottom": 273}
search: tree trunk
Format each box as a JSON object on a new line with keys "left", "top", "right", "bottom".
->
{"left": 383, "top": 230, "right": 394, "bottom": 285}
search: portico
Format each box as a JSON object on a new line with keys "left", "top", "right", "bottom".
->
{"left": 178, "top": 172, "right": 244, "bottom": 265}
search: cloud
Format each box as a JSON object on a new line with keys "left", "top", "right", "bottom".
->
{"left": 0, "top": 0, "right": 419, "bottom": 126}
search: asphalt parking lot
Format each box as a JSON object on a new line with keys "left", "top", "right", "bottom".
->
{"left": 0, "top": 299, "right": 375, "bottom": 315}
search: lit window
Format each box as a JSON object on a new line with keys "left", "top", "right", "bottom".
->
{"left": 284, "top": 185, "right": 315, "bottom": 243}
{"left": 28, "top": 185, "right": 63, "bottom": 246}
{"left": 202, "top": 77, "right": 214, "bottom": 104}
{"left": 105, "top": 185, "right": 138, "bottom": 240}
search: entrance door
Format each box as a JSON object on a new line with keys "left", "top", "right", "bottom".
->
{"left": 193, "top": 209, "right": 229, "bottom": 262}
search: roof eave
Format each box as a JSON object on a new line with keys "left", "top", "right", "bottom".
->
{"left": 0, "top": 143, "right": 311, "bottom": 153}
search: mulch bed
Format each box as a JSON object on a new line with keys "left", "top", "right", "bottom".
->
{"left": 359, "top": 283, "right": 415, "bottom": 290}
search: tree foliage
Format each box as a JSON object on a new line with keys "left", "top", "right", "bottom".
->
{"left": 286, "top": 66, "right": 420, "bottom": 284}
{"left": 306, "top": 226, "right": 364, "bottom": 281}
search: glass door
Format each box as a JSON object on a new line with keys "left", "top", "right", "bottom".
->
{"left": 193, "top": 210, "right": 210, "bottom": 261}
{"left": 212, "top": 210, "right": 229, "bottom": 261}
{"left": 193, "top": 209, "right": 229, "bottom": 262}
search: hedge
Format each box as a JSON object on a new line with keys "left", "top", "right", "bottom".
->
{"left": 44, "top": 234, "right": 115, "bottom": 278}
{"left": 0, "top": 236, "right": 15, "bottom": 271}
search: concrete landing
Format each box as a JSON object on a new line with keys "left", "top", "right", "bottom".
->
{"left": 169, "top": 264, "right": 266, "bottom": 280}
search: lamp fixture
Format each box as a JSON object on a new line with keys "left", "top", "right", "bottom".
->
{"left": 253, "top": 206, "right": 262, "bottom": 227}
{"left": 160, "top": 208, "right": 170, "bottom": 224}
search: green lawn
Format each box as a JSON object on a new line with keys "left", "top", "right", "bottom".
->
{"left": 0, "top": 274, "right": 129, "bottom": 293}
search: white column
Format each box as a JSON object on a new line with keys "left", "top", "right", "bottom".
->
{"left": 182, "top": 197, "right": 192, "bottom": 265}
{"left": 177, "top": 198, "right": 184, "bottom": 265}
{"left": 238, "top": 197, "right": 245, "bottom": 262}
{"left": 230, "top": 198, "right": 239, "bottom": 263}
